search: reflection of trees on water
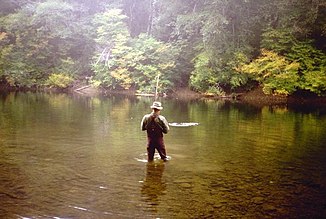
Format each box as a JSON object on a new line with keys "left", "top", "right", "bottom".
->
{"left": 141, "top": 163, "right": 166, "bottom": 212}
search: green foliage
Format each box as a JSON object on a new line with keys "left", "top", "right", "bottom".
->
{"left": 241, "top": 49, "right": 300, "bottom": 95}
{"left": 302, "top": 69, "right": 326, "bottom": 95}
{"left": 120, "top": 0, "right": 153, "bottom": 36}
{"left": 45, "top": 73, "right": 74, "bottom": 89}
{"left": 174, "top": 0, "right": 261, "bottom": 93}
{"left": 32, "top": 0, "right": 74, "bottom": 38}
{"left": 130, "top": 34, "right": 178, "bottom": 93}
{"left": 261, "top": 29, "right": 326, "bottom": 95}
{"left": 93, "top": 9, "right": 129, "bottom": 46}
{"left": 288, "top": 42, "right": 326, "bottom": 95}
{"left": 190, "top": 50, "right": 249, "bottom": 94}
{"left": 0, "top": 0, "right": 325, "bottom": 96}
{"left": 190, "top": 52, "right": 216, "bottom": 93}
{"left": 92, "top": 8, "right": 178, "bottom": 93}
{"left": 261, "top": 28, "right": 297, "bottom": 55}
{"left": 0, "top": 0, "right": 94, "bottom": 88}
{"left": 91, "top": 9, "right": 132, "bottom": 89}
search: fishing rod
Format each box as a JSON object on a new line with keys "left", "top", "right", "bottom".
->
{"left": 154, "top": 74, "right": 160, "bottom": 100}
{"left": 153, "top": 73, "right": 200, "bottom": 127}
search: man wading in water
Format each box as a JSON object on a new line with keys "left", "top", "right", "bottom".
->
{"left": 141, "top": 101, "right": 169, "bottom": 162}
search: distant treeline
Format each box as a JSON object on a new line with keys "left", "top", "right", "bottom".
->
{"left": 0, "top": 0, "right": 325, "bottom": 95}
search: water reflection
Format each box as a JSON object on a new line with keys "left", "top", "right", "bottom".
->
{"left": 1, "top": 92, "right": 326, "bottom": 218}
{"left": 141, "top": 162, "right": 166, "bottom": 212}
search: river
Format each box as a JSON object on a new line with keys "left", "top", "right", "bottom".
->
{"left": 0, "top": 92, "right": 326, "bottom": 218}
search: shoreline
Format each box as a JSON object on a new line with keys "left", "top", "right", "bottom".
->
{"left": 1, "top": 86, "right": 325, "bottom": 106}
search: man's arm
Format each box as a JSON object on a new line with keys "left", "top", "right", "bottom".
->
{"left": 141, "top": 115, "right": 148, "bottom": 131}
{"left": 158, "top": 115, "right": 169, "bottom": 134}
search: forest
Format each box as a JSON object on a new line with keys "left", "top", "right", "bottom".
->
{"left": 0, "top": 0, "right": 325, "bottom": 96}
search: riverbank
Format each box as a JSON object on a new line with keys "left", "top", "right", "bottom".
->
{"left": 167, "top": 87, "right": 326, "bottom": 107}
{"left": 1, "top": 84, "right": 325, "bottom": 107}
{"left": 237, "top": 87, "right": 326, "bottom": 108}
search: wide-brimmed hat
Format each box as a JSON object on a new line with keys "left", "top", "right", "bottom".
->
{"left": 150, "top": 101, "right": 163, "bottom": 110}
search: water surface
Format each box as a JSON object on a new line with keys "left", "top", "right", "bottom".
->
{"left": 1, "top": 92, "right": 326, "bottom": 218}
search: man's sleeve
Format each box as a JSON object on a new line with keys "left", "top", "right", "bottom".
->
{"left": 159, "top": 116, "right": 170, "bottom": 134}
{"left": 141, "top": 116, "right": 147, "bottom": 131}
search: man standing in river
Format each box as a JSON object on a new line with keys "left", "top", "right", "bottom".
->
{"left": 141, "top": 101, "right": 169, "bottom": 162}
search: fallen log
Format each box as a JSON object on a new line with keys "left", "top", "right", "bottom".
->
{"left": 74, "top": 85, "right": 91, "bottom": 92}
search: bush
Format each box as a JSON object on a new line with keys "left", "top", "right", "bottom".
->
{"left": 46, "top": 73, "right": 74, "bottom": 89}
{"left": 240, "top": 49, "right": 300, "bottom": 95}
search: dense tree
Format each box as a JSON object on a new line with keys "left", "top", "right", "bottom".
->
{"left": 177, "top": 0, "right": 325, "bottom": 95}
{"left": 91, "top": 9, "right": 132, "bottom": 89}
{"left": 0, "top": 0, "right": 94, "bottom": 88}
{"left": 0, "top": 0, "right": 325, "bottom": 95}
{"left": 240, "top": 49, "right": 300, "bottom": 95}
{"left": 172, "top": 0, "right": 259, "bottom": 93}
{"left": 91, "top": 9, "right": 179, "bottom": 93}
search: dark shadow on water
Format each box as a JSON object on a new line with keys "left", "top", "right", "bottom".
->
{"left": 141, "top": 162, "right": 166, "bottom": 212}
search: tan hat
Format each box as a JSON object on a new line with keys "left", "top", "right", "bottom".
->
{"left": 150, "top": 101, "right": 163, "bottom": 110}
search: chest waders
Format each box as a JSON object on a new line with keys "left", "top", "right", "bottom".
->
{"left": 146, "top": 116, "right": 167, "bottom": 161}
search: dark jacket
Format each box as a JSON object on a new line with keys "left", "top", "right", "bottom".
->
{"left": 141, "top": 113, "right": 169, "bottom": 137}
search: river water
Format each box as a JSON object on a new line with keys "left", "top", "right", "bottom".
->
{"left": 0, "top": 92, "right": 326, "bottom": 218}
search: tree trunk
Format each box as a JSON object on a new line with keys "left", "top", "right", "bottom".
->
{"left": 147, "top": 0, "right": 153, "bottom": 36}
